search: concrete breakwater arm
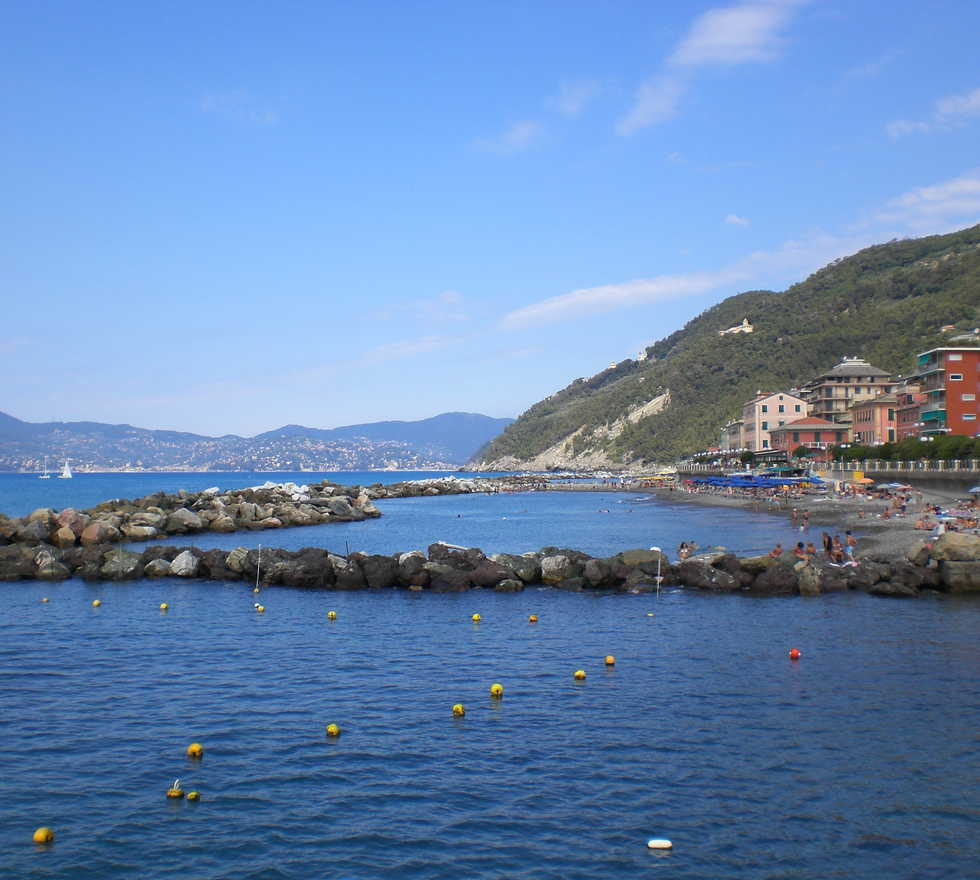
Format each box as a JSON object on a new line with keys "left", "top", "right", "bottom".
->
{"left": 3, "top": 535, "right": 978, "bottom": 597}
{"left": 0, "top": 476, "right": 534, "bottom": 550}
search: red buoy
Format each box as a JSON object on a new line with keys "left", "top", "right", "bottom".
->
{"left": 789, "top": 648, "right": 801, "bottom": 660}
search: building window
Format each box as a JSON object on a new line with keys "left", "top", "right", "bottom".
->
{"left": 813, "top": 432, "right": 821, "bottom": 442}
{"left": 792, "top": 432, "right": 800, "bottom": 443}
{"left": 964, "top": 414, "right": 977, "bottom": 421}
{"left": 950, "top": 373, "right": 963, "bottom": 381}
{"left": 778, "top": 404, "right": 784, "bottom": 413}
{"left": 762, "top": 439, "right": 769, "bottom": 448}
{"left": 836, "top": 431, "right": 844, "bottom": 442}
{"left": 761, "top": 421, "right": 768, "bottom": 430}
{"left": 761, "top": 405, "right": 768, "bottom": 413}
{"left": 888, "top": 429, "right": 895, "bottom": 442}
{"left": 854, "top": 387, "right": 862, "bottom": 394}
{"left": 888, "top": 409, "right": 895, "bottom": 420}
{"left": 949, "top": 353, "right": 962, "bottom": 361}
{"left": 964, "top": 394, "right": 976, "bottom": 401}
{"left": 794, "top": 404, "right": 801, "bottom": 412}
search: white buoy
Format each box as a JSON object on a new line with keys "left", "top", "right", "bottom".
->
{"left": 647, "top": 838, "right": 673, "bottom": 850}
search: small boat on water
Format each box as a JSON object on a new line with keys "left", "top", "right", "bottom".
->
{"left": 39, "top": 456, "right": 50, "bottom": 479}
{"left": 58, "top": 459, "right": 72, "bottom": 479}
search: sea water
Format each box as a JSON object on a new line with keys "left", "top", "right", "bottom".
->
{"left": 2, "top": 473, "right": 978, "bottom": 878}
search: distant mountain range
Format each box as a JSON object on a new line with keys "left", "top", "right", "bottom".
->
{"left": 0, "top": 411, "right": 513, "bottom": 472}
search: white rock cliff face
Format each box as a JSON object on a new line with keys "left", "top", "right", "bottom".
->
{"left": 475, "top": 391, "right": 671, "bottom": 471}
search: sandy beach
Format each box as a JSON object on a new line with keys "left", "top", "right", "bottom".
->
{"left": 648, "top": 482, "right": 972, "bottom": 560}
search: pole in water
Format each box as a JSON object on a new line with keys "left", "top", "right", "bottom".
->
{"left": 255, "top": 544, "right": 261, "bottom": 590}
{"left": 650, "top": 546, "right": 662, "bottom": 598}
{"left": 345, "top": 539, "right": 350, "bottom": 557}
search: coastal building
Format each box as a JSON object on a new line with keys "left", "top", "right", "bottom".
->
{"left": 849, "top": 393, "right": 898, "bottom": 445}
{"left": 741, "top": 391, "right": 807, "bottom": 452}
{"left": 720, "top": 419, "right": 744, "bottom": 451}
{"left": 915, "top": 347, "right": 980, "bottom": 437}
{"left": 797, "top": 356, "right": 895, "bottom": 427}
{"left": 718, "top": 317, "right": 753, "bottom": 337}
{"left": 768, "top": 417, "right": 848, "bottom": 460}
{"left": 894, "top": 381, "right": 925, "bottom": 442}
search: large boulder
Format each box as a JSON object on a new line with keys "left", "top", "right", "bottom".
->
{"left": 80, "top": 521, "right": 121, "bottom": 546}
{"left": 396, "top": 551, "right": 429, "bottom": 587}
{"left": 56, "top": 508, "right": 90, "bottom": 535}
{"left": 739, "top": 555, "right": 778, "bottom": 575}
{"left": 931, "top": 532, "right": 980, "bottom": 562}
{"left": 329, "top": 555, "right": 366, "bottom": 590}
{"left": 277, "top": 549, "right": 333, "bottom": 588}
{"left": 678, "top": 558, "right": 739, "bottom": 591}
{"left": 845, "top": 560, "right": 890, "bottom": 591}
{"left": 940, "top": 561, "right": 980, "bottom": 592}
{"left": 354, "top": 554, "right": 397, "bottom": 588}
{"left": 169, "top": 550, "right": 200, "bottom": 578}
{"left": 495, "top": 578, "right": 524, "bottom": 592}
{"left": 164, "top": 508, "right": 203, "bottom": 534}
{"left": 423, "top": 561, "right": 473, "bottom": 591}
{"left": 52, "top": 526, "right": 77, "bottom": 548}
{"left": 28, "top": 508, "right": 56, "bottom": 525}
{"left": 226, "top": 547, "right": 250, "bottom": 573}
{"left": 210, "top": 515, "right": 238, "bottom": 533}
{"left": 617, "top": 548, "right": 669, "bottom": 575}
{"left": 541, "top": 555, "right": 578, "bottom": 584}
{"left": 100, "top": 549, "right": 143, "bottom": 580}
{"left": 749, "top": 562, "right": 798, "bottom": 595}
{"left": 0, "top": 545, "right": 41, "bottom": 580}
{"left": 490, "top": 553, "right": 541, "bottom": 584}
{"left": 121, "top": 525, "right": 158, "bottom": 540}
{"left": 144, "top": 558, "right": 173, "bottom": 578}
{"left": 128, "top": 511, "right": 166, "bottom": 529}
{"left": 796, "top": 563, "right": 822, "bottom": 597}
{"left": 326, "top": 497, "right": 356, "bottom": 518}
{"left": 198, "top": 549, "right": 240, "bottom": 581}
{"left": 16, "top": 519, "right": 53, "bottom": 544}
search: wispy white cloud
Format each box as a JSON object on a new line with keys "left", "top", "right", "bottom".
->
{"left": 475, "top": 120, "right": 544, "bottom": 154}
{"left": 873, "top": 168, "right": 980, "bottom": 231}
{"left": 360, "top": 335, "right": 453, "bottom": 365}
{"left": 724, "top": 213, "right": 751, "bottom": 226}
{"left": 199, "top": 91, "right": 278, "bottom": 125}
{"left": 616, "top": 77, "right": 686, "bottom": 135}
{"left": 499, "top": 167, "right": 980, "bottom": 329}
{"left": 670, "top": 1, "right": 800, "bottom": 67}
{"left": 886, "top": 86, "right": 980, "bottom": 138}
{"left": 617, "top": 1, "right": 805, "bottom": 135}
{"left": 844, "top": 50, "right": 897, "bottom": 79}
{"left": 549, "top": 79, "right": 602, "bottom": 117}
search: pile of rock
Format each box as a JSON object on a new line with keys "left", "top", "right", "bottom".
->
{"left": 3, "top": 534, "right": 977, "bottom": 598}
{"left": 0, "top": 481, "right": 380, "bottom": 549}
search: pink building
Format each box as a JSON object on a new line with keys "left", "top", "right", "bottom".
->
{"left": 850, "top": 393, "right": 897, "bottom": 445}
{"left": 741, "top": 391, "right": 807, "bottom": 452}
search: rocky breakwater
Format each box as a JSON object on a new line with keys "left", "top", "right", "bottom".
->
{"left": 3, "top": 535, "right": 977, "bottom": 598}
{"left": 0, "top": 481, "right": 381, "bottom": 550}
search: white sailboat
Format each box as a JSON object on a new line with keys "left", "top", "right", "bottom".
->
{"left": 39, "top": 456, "right": 50, "bottom": 479}
{"left": 58, "top": 458, "right": 73, "bottom": 479}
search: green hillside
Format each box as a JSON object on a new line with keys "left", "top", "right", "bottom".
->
{"left": 479, "top": 224, "right": 980, "bottom": 467}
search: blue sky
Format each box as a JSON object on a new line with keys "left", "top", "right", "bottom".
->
{"left": 3, "top": 0, "right": 979, "bottom": 436}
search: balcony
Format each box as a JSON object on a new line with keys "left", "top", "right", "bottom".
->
{"left": 920, "top": 409, "right": 947, "bottom": 422}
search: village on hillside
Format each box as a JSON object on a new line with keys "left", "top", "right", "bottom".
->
{"left": 699, "top": 342, "right": 980, "bottom": 467}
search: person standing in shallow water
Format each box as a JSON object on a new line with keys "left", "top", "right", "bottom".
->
{"left": 822, "top": 532, "right": 832, "bottom": 556}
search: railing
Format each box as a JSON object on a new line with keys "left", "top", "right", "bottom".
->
{"left": 833, "top": 459, "right": 980, "bottom": 473}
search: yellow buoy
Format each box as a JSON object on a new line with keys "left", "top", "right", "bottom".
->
{"left": 326, "top": 723, "right": 341, "bottom": 737}
{"left": 452, "top": 703, "right": 465, "bottom": 717}
{"left": 471, "top": 613, "right": 481, "bottom": 622}
{"left": 186, "top": 791, "right": 201, "bottom": 802}
{"left": 252, "top": 586, "right": 260, "bottom": 594}
{"left": 166, "top": 778, "right": 184, "bottom": 799}
{"left": 327, "top": 610, "right": 337, "bottom": 621}
{"left": 92, "top": 599, "right": 102, "bottom": 607}
{"left": 490, "top": 682, "right": 504, "bottom": 699}
{"left": 159, "top": 602, "right": 169, "bottom": 611}
{"left": 574, "top": 669, "right": 586, "bottom": 681}
{"left": 33, "top": 827, "right": 54, "bottom": 844}
{"left": 255, "top": 604, "right": 265, "bottom": 613}
{"left": 646, "top": 612, "right": 655, "bottom": 617}
{"left": 528, "top": 614, "right": 538, "bottom": 623}
{"left": 647, "top": 838, "right": 673, "bottom": 850}
{"left": 186, "top": 742, "right": 203, "bottom": 759}
{"left": 605, "top": 655, "right": 616, "bottom": 666}
{"left": 41, "top": 597, "right": 49, "bottom": 603}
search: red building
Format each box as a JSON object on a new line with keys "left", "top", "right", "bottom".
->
{"left": 894, "top": 381, "right": 925, "bottom": 441}
{"left": 916, "top": 348, "right": 980, "bottom": 437}
{"left": 768, "top": 417, "right": 849, "bottom": 459}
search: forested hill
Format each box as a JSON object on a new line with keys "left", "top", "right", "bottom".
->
{"left": 475, "top": 224, "right": 980, "bottom": 469}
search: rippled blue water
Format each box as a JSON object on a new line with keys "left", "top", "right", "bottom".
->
{"left": 3, "top": 582, "right": 980, "bottom": 879}
{"left": 3, "top": 473, "right": 978, "bottom": 878}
